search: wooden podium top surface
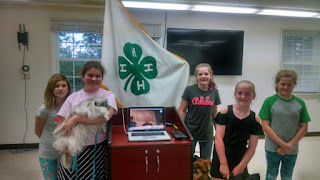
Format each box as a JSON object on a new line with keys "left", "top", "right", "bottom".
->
{"left": 110, "top": 107, "right": 192, "bottom": 149}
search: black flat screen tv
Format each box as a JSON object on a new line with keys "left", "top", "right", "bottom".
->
{"left": 167, "top": 28, "right": 244, "bottom": 75}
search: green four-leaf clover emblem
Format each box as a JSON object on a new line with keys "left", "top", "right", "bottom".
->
{"left": 118, "top": 43, "right": 158, "bottom": 95}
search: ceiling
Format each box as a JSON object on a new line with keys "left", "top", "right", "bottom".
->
{"left": 2, "top": 0, "right": 320, "bottom": 12}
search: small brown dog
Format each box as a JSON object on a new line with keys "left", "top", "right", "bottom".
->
{"left": 193, "top": 158, "right": 212, "bottom": 180}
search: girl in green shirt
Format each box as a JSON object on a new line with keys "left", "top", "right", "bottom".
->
{"left": 259, "top": 70, "right": 311, "bottom": 180}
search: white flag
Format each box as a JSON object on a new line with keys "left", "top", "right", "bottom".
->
{"left": 101, "top": 0, "right": 189, "bottom": 108}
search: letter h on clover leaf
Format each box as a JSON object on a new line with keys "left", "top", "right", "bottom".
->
{"left": 118, "top": 43, "right": 158, "bottom": 95}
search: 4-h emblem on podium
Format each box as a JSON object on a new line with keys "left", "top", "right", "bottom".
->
{"left": 118, "top": 43, "right": 158, "bottom": 95}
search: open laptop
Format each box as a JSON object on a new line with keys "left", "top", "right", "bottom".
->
{"left": 127, "top": 107, "right": 171, "bottom": 142}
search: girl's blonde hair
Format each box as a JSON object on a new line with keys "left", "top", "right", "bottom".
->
{"left": 274, "top": 69, "right": 297, "bottom": 92}
{"left": 44, "top": 74, "right": 71, "bottom": 109}
{"left": 194, "top": 63, "right": 216, "bottom": 89}
{"left": 235, "top": 80, "right": 256, "bottom": 98}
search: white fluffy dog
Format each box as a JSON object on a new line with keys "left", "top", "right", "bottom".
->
{"left": 53, "top": 97, "right": 110, "bottom": 169}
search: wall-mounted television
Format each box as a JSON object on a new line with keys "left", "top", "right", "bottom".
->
{"left": 167, "top": 28, "right": 244, "bottom": 75}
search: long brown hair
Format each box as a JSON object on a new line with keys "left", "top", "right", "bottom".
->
{"left": 44, "top": 74, "right": 71, "bottom": 109}
{"left": 194, "top": 63, "right": 216, "bottom": 90}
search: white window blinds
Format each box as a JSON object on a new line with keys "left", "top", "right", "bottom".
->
{"left": 51, "top": 20, "right": 161, "bottom": 39}
{"left": 141, "top": 23, "right": 161, "bottom": 38}
{"left": 281, "top": 30, "right": 320, "bottom": 93}
{"left": 51, "top": 20, "right": 104, "bottom": 33}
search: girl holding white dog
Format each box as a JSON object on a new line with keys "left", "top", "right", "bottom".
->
{"left": 35, "top": 73, "right": 71, "bottom": 180}
{"left": 56, "top": 61, "right": 118, "bottom": 179}
{"left": 210, "top": 80, "right": 263, "bottom": 180}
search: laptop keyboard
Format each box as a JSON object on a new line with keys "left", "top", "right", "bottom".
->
{"left": 132, "top": 132, "right": 165, "bottom": 136}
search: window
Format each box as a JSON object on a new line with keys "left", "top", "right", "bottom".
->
{"left": 141, "top": 23, "right": 161, "bottom": 44}
{"left": 52, "top": 21, "right": 161, "bottom": 92}
{"left": 52, "top": 20, "right": 104, "bottom": 92}
{"left": 281, "top": 30, "right": 320, "bottom": 93}
{"left": 58, "top": 32, "right": 102, "bottom": 92}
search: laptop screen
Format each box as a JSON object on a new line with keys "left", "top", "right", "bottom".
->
{"left": 128, "top": 107, "right": 165, "bottom": 131}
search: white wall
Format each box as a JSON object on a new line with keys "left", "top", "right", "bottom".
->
{"left": 0, "top": 3, "right": 319, "bottom": 144}
{"left": 0, "top": 3, "right": 105, "bottom": 144}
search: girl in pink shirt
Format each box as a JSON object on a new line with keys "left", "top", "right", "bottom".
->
{"left": 56, "top": 61, "right": 118, "bottom": 180}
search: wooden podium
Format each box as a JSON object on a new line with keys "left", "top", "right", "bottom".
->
{"left": 107, "top": 107, "right": 193, "bottom": 180}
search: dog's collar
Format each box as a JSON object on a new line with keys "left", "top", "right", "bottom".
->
{"left": 193, "top": 168, "right": 199, "bottom": 174}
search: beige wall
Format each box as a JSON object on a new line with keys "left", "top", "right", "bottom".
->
{"left": 0, "top": 3, "right": 105, "bottom": 144}
{"left": 0, "top": 3, "right": 319, "bottom": 144}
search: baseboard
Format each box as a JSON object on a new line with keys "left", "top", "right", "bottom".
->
{"left": 259, "top": 131, "right": 320, "bottom": 139}
{"left": 305, "top": 131, "right": 320, "bottom": 137}
{"left": 0, "top": 143, "right": 39, "bottom": 150}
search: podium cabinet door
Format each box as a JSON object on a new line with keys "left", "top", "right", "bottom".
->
{"left": 152, "top": 145, "right": 191, "bottom": 180}
{"left": 112, "top": 147, "right": 153, "bottom": 179}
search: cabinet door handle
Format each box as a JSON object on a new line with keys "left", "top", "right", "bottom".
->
{"left": 145, "top": 156, "right": 148, "bottom": 173}
{"left": 157, "top": 155, "right": 160, "bottom": 173}
{"left": 156, "top": 149, "right": 160, "bottom": 173}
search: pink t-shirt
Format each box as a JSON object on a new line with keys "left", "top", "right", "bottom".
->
{"left": 58, "top": 88, "right": 118, "bottom": 145}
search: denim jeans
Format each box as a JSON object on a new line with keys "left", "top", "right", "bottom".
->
{"left": 191, "top": 139, "right": 213, "bottom": 160}
{"left": 265, "top": 150, "right": 298, "bottom": 180}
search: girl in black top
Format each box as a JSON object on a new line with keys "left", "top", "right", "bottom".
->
{"left": 210, "top": 80, "right": 263, "bottom": 180}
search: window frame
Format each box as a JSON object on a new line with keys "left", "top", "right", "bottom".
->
{"left": 52, "top": 21, "right": 162, "bottom": 92}
{"left": 54, "top": 32, "right": 102, "bottom": 92}
{"left": 281, "top": 29, "right": 320, "bottom": 93}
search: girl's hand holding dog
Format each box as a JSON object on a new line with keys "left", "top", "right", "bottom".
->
{"left": 62, "top": 113, "right": 110, "bottom": 136}
{"left": 63, "top": 115, "right": 79, "bottom": 136}
{"left": 220, "top": 163, "right": 230, "bottom": 179}
{"left": 231, "top": 164, "right": 245, "bottom": 177}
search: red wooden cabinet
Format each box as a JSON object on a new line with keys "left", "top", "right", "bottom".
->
{"left": 109, "top": 107, "right": 193, "bottom": 180}
{"left": 112, "top": 146, "right": 191, "bottom": 180}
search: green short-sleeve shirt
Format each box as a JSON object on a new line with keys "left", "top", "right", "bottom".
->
{"left": 259, "top": 94, "right": 311, "bottom": 154}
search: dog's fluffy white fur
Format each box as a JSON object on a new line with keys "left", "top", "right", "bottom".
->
{"left": 53, "top": 97, "right": 110, "bottom": 169}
